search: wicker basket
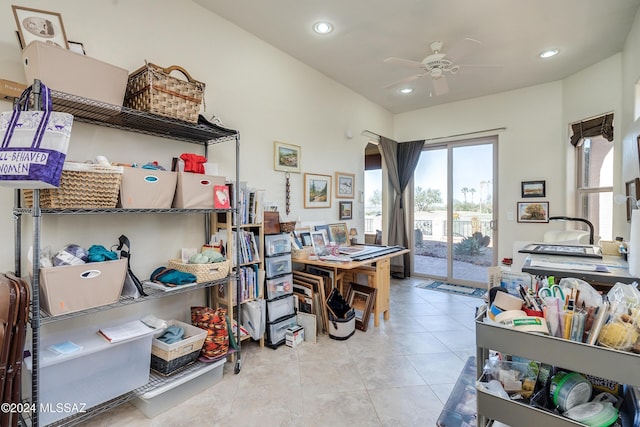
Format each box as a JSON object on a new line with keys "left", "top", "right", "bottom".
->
{"left": 124, "top": 62, "right": 205, "bottom": 123}
{"left": 167, "top": 259, "right": 230, "bottom": 283}
{"left": 23, "top": 162, "right": 123, "bottom": 209}
{"left": 151, "top": 320, "right": 207, "bottom": 375}
{"left": 279, "top": 221, "right": 296, "bottom": 233}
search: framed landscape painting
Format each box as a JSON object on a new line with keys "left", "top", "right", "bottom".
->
{"left": 274, "top": 141, "right": 301, "bottom": 173}
{"left": 517, "top": 201, "right": 549, "bottom": 223}
{"left": 304, "top": 173, "right": 331, "bottom": 208}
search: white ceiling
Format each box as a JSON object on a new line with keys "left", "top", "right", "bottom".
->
{"left": 194, "top": 0, "right": 640, "bottom": 115}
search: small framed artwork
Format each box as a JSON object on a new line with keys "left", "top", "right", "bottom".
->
{"left": 625, "top": 178, "right": 640, "bottom": 222}
{"left": 517, "top": 202, "right": 549, "bottom": 223}
{"left": 304, "top": 173, "right": 331, "bottom": 208}
{"left": 521, "top": 180, "right": 546, "bottom": 198}
{"left": 347, "top": 283, "right": 377, "bottom": 332}
{"left": 328, "top": 223, "right": 349, "bottom": 245}
{"left": 339, "top": 201, "right": 352, "bottom": 220}
{"left": 314, "top": 224, "right": 330, "bottom": 242}
{"left": 214, "top": 185, "right": 230, "bottom": 209}
{"left": 298, "top": 231, "right": 312, "bottom": 247}
{"left": 12, "top": 6, "right": 69, "bottom": 49}
{"left": 335, "top": 172, "right": 355, "bottom": 199}
{"left": 310, "top": 230, "right": 329, "bottom": 256}
{"left": 274, "top": 141, "right": 301, "bottom": 173}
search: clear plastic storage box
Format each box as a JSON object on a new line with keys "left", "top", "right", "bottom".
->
{"left": 266, "top": 294, "right": 295, "bottom": 322}
{"left": 265, "top": 254, "right": 292, "bottom": 279}
{"left": 25, "top": 328, "right": 153, "bottom": 425}
{"left": 264, "top": 234, "right": 291, "bottom": 256}
{"left": 265, "top": 273, "right": 293, "bottom": 300}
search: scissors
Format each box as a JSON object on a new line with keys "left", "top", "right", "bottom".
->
{"left": 537, "top": 284, "right": 565, "bottom": 300}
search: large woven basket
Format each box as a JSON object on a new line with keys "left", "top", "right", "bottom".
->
{"left": 167, "top": 259, "right": 230, "bottom": 283}
{"left": 124, "top": 62, "right": 205, "bottom": 123}
{"left": 24, "top": 162, "right": 123, "bottom": 209}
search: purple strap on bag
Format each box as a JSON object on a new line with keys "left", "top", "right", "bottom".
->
{"left": 1, "top": 83, "right": 52, "bottom": 149}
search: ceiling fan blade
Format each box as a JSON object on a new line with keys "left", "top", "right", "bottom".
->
{"left": 431, "top": 75, "right": 449, "bottom": 96}
{"left": 384, "top": 57, "right": 423, "bottom": 68}
{"left": 457, "top": 64, "right": 504, "bottom": 74}
{"left": 383, "top": 73, "right": 426, "bottom": 89}
{"left": 446, "top": 38, "right": 482, "bottom": 63}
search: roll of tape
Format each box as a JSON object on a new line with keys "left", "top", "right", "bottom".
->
{"left": 488, "top": 303, "right": 504, "bottom": 320}
{"left": 494, "top": 310, "right": 528, "bottom": 324}
{"left": 493, "top": 291, "right": 524, "bottom": 311}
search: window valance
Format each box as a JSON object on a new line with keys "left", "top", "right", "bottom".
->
{"left": 569, "top": 113, "right": 613, "bottom": 147}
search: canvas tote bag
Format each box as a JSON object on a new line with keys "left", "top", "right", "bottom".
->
{"left": 0, "top": 83, "right": 73, "bottom": 188}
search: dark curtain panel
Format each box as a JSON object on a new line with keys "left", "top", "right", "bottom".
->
{"left": 379, "top": 136, "right": 425, "bottom": 277}
{"left": 569, "top": 113, "right": 613, "bottom": 146}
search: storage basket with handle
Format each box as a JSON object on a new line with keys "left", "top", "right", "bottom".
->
{"left": 23, "top": 161, "right": 123, "bottom": 208}
{"left": 124, "top": 62, "right": 205, "bottom": 123}
{"left": 167, "top": 259, "right": 230, "bottom": 283}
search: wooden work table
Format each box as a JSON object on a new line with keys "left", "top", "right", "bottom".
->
{"left": 293, "top": 247, "right": 409, "bottom": 327}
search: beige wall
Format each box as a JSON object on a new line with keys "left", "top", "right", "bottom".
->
{"left": 394, "top": 82, "right": 565, "bottom": 260}
{"left": 0, "top": 0, "right": 393, "bottom": 276}
{"left": 1, "top": 0, "right": 639, "bottom": 275}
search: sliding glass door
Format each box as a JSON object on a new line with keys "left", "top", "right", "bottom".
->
{"left": 412, "top": 137, "right": 497, "bottom": 286}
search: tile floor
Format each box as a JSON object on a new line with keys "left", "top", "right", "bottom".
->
{"left": 82, "top": 277, "right": 483, "bottom": 427}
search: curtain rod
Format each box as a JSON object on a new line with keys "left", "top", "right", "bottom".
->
{"left": 568, "top": 111, "right": 614, "bottom": 126}
{"left": 362, "top": 127, "right": 506, "bottom": 144}
{"left": 425, "top": 127, "right": 506, "bottom": 142}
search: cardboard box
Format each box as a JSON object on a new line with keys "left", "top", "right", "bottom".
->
{"left": 119, "top": 167, "right": 177, "bottom": 208}
{"left": 0, "top": 79, "right": 26, "bottom": 101}
{"left": 285, "top": 325, "right": 304, "bottom": 347}
{"left": 172, "top": 172, "right": 225, "bottom": 209}
{"left": 39, "top": 259, "right": 127, "bottom": 316}
{"left": 22, "top": 41, "right": 129, "bottom": 106}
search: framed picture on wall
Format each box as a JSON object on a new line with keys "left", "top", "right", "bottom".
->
{"left": 274, "top": 141, "right": 301, "bottom": 173}
{"left": 335, "top": 172, "right": 355, "bottom": 198}
{"left": 12, "top": 6, "right": 69, "bottom": 49}
{"left": 304, "top": 173, "right": 331, "bottom": 208}
{"left": 339, "top": 201, "right": 352, "bottom": 220}
{"left": 625, "top": 178, "right": 640, "bottom": 222}
{"left": 521, "top": 180, "right": 546, "bottom": 198}
{"left": 517, "top": 201, "right": 549, "bottom": 223}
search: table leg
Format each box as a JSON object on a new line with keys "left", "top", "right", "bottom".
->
{"left": 373, "top": 258, "right": 390, "bottom": 327}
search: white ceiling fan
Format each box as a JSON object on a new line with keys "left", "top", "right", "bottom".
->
{"left": 384, "top": 38, "right": 500, "bottom": 96}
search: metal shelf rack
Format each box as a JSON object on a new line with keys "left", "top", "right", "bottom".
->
{"left": 15, "top": 81, "right": 242, "bottom": 427}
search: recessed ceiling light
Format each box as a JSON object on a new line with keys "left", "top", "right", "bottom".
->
{"left": 539, "top": 49, "right": 559, "bottom": 59}
{"left": 313, "top": 22, "right": 333, "bottom": 34}
{"left": 399, "top": 88, "right": 413, "bottom": 94}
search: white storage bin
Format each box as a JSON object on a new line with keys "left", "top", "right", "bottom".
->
{"left": 25, "top": 329, "right": 153, "bottom": 426}
{"left": 119, "top": 167, "right": 177, "bottom": 209}
{"left": 39, "top": 258, "right": 127, "bottom": 316}
{"left": 266, "top": 313, "right": 297, "bottom": 347}
{"left": 266, "top": 294, "right": 295, "bottom": 323}
{"left": 265, "top": 234, "right": 291, "bottom": 256}
{"left": 265, "top": 254, "right": 292, "bottom": 279}
{"left": 265, "top": 274, "right": 293, "bottom": 300}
